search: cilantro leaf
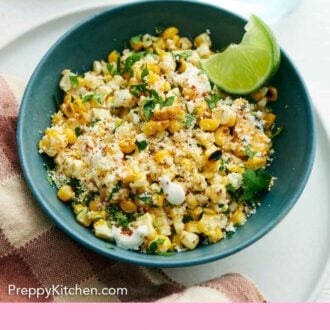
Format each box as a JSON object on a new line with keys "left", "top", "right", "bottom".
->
{"left": 108, "top": 205, "right": 131, "bottom": 230}
{"left": 245, "top": 145, "right": 256, "bottom": 159}
{"left": 138, "top": 194, "right": 152, "bottom": 204}
{"left": 123, "top": 51, "right": 145, "bottom": 75}
{"left": 242, "top": 169, "right": 272, "bottom": 203}
{"left": 154, "top": 26, "right": 165, "bottom": 34}
{"left": 141, "top": 68, "right": 149, "bottom": 82}
{"left": 182, "top": 215, "right": 193, "bottom": 223}
{"left": 74, "top": 127, "right": 81, "bottom": 137}
{"left": 90, "top": 118, "right": 101, "bottom": 127}
{"left": 135, "top": 140, "right": 148, "bottom": 151}
{"left": 164, "top": 96, "right": 175, "bottom": 107}
{"left": 82, "top": 94, "right": 93, "bottom": 102}
{"left": 143, "top": 99, "right": 155, "bottom": 120}
{"left": 107, "top": 181, "right": 123, "bottom": 202}
{"left": 130, "top": 83, "right": 147, "bottom": 97}
{"left": 184, "top": 113, "right": 195, "bottom": 128}
{"left": 271, "top": 126, "right": 284, "bottom": 139}
{"left": 205, "top": 93, "right": 221, "bottom": 109}
{"left": 69, "top": 75, "right": 78, "bottom": 88}
{"left": 174, "top": 50, "right": 193, "bottom": 60}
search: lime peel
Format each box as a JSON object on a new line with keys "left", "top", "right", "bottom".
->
{"left": 202, "top": 14, "right": 281, "bottom": 95}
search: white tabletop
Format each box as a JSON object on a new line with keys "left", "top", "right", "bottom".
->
{"left": 1, "top": 0, "right": 329, "bottom": 301}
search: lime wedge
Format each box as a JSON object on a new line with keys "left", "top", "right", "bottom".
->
{"left": 202, "top": 14, "right": 281, "bottom": 95}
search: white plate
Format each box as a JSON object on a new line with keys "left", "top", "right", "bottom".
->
{"left": 1, "top": 7, "right": 329, "bottom": 302}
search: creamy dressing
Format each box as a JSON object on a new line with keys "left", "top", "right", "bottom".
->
{"left": 112, "top": 225, "right": 148, "bottom": 250}
{"left": 160, "top": 175, "right": 185, "bottom": 206}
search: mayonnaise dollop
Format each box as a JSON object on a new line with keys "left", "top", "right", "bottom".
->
{"left": 160, "top": 175, "right": 185, "bottom": 205}
{"left": 112, "top": 225, "right": 148, "bottom": 250}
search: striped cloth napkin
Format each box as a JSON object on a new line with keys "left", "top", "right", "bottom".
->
{"left": 0, "top": 75, "right": 266, "bottom": 302}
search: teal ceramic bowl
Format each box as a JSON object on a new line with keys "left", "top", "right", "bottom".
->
{"left": 17, "top": 0, "right": 315, "bottom": 267}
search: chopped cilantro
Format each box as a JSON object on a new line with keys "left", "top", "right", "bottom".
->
{"left": 149, "top": 238, "right": 165, "bottom": 253}
{"left": 245, "top": 145, "right": 256, "bottom": 159}
{"left": 107, "top": 63, "right": 119, "bottom": 75}
{"left": 205, "top": 93, "right": 221, "bottom": 109}
{"left": 123, "top": 51, "right": 145, "bottom": 75}
{"left": 226, "top": 231, "right": 235, "bottom": 239}
{"left": 135, "top": 140, "right": 148, "bottom": 151}
{"left": 141, "top": 68, "right": 149, "bottom": 82}
{"left": 175, "top": 50, "right": 193, "bottom": 60}
{"left": 182, "top": 215, "right": 193, "bottom": 223}
{"left": 82, "top": 94, "right": 93, "bottom": 102}
{"left": 46, "top": 175, "right": 54, "bottom": 187}
{"left": 90, "top": 118, "right": 101, "bottom": 127}
{"left": 149, "top": 241, "right": 158, "bottom": 252}
{"left": 107, "top": 181, "right": 123, "bottom": 202}
{"left": 138, "top": 194, "right": 152, "bottom": 203}
{"left": 130, "top": 83, "right": 147, "bottom": 97}
{"left": 242, "top": 169, "right": 272, "bottom": 203}
{"left": 184, "top": 113, "right": 195, "bottom": 128}
{"left": 82, "top": 93, "right": 103, "bottom": 104}
{"left": 164, "top": 96, "right": 175, "bottom": 107}
{"left": 69, "top": 75, "right": 78, "bottom": 88}
{"left": 93, "top": 94, "right": 103, "bottom": 104}
{"left": 68, "top": 178, "right": 83, "bottom": 195}
{"left": 226, "top": 184, "right": 242, "bottom": 200}
{"left": 154, "top": 26, "right": 165, "bottom": 34}
{"left": 113, "top": 120, "right": 123, "bottom": 133}
{"left": 143, "top": 99, "right": 155, "bottom": 120}
{"left": 108, "top": 205, "right": 130, "bottom": 230}
{"left": 130, "top": 34, "right": 142, "bottom": 46}
{"left": 271, "top": 126, "right": 284, "bottom": 139}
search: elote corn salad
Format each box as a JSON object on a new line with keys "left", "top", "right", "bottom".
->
{"left": 39, "top": 27, "right": 279, "bottom": 254}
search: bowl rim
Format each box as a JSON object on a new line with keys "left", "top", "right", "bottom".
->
{"left": 16, "top": 0, "right": 316, "bottom": 267}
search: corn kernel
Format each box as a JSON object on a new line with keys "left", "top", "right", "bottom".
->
{"left": 89, "top": 200, "right": 100, "bottom": 211}
{"left": 147, "top": 72, "right": 160, "bottom": 84}
{"left": 93, "top": 219, "right": 113, "bottom": 240}
{"left": 250, "top": 87, "right": 268, "bottom": 102}
{"left": 199, "top": 118, "right": 220, "bottom": 131}
{"left": 146, "top": 62, "right": 161, "bottom": 74}
{"left": 180, "top": 231, "right": 199, "bottom": 250}
{"left": 267, "top": 86, "right": 278, "bottom": 102}
{"left": 89, "top": 210, "right": 107, "bottom": 221}
{"left": 246, "top": 156, "right": 267, "bottom": 169}
{"left": 76, "top": 207, "right": 91, "bottom": 227}
{"left": 73, "top": 203, "right": 84, "bottom": 215}
{"left": 231, "top": 205, "right": 246, "bottom": 225}
{"left": 192, "top": 206, "right": 203, "bottom": 220}
{"left": 57, "top": 185, "right": 75, "bottom": 202}
{"left": 214, "top": 126, "right": 232, "bottom": 148}
{"left": 149, "top": 235, "right": 172, "bottom": 252}
{"left": 194, "top": 33, "right": 211, "bottom": 47}
{"left": 154, "top": 150, "right": 171, "bottom": 163}
{"left": 143, "top": 120, "right": 170, "bottom": 136}
{"left": 168, "top": 120, "right": 183, "bottom": 134}
{"left": 177, "top": 60, "right": 187, "bottom": 73}
{"left": 263, "top": 112, "right": 276, "bottom": 129}
{"left": 130, "top": 35, "right": 143, "bottom": 51}
{"left": 64, "top": 128, "right": 77, "bottom": 144}
{"left": 153, "top": 39, "right": 166, "bottom": 53}
{"left": 160, "top": 81, "right": 171, "bottom": 92}
{"left": 119, "top": 199, "right": 137, "bottom": 213}
{"left": 185, "top": 221, "right": 202, "bottom": 234}
{"left": 119, "top": 139, "right": 136, "bottom": 154}
{"left": 162, "top": 26, "right": 179, "bottom": 39}
{"left": 108, "top": 50, "right": 120, "bottom": 63}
